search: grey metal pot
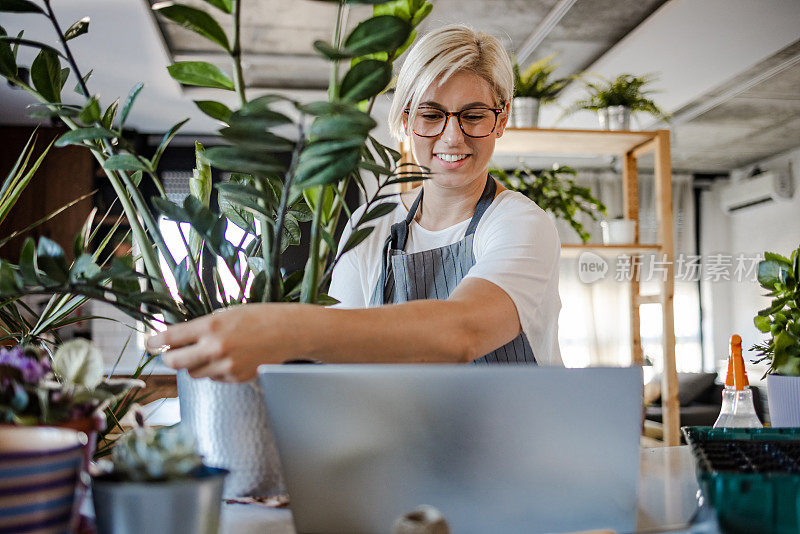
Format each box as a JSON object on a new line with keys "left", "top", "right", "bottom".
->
{"left": 91, "top": 466, "right": 227, "bottom": 534}
{"left": 510, "top": 97, "right": 540, "bottom": 128}
{"left": 598, "top": 106, "right": 631, "bottom": 130}
{"left": 177, "top": 371, "right": 285, "bottom": 497}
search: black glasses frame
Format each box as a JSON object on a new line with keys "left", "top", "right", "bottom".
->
{"left": 404, "top": 106, "right": 505, "bottom": 138}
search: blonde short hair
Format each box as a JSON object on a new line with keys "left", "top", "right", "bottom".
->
{"left": 388, "top": 25, "right": 513, "bottom": 140}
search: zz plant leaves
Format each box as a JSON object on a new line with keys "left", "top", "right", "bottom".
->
{"left": 30, "top": 49, "right": 61, "bottom": 102}
{"left": 340, "top": 59, "right": 392, "bottom": 102}
{"left": 152, "top": 2, "right": 230, "bottom": 52}
{"left": 167, "top": 61, "right": 234, "bottom": 90}
{"left": 120, "top": 82, "right": 144, "bottom": 128}
{"left": 55, "top": 127, "right": 117, "bottom": 147}
{"left": 343, "top": 15, "right": 411, "bottom": 57}
{"left": 194, "top": 100, "right": 232, "bottom": 123}
{"left": 64, "top": 17, "right": 90, "bottom": 41}
{"left": 0, "top": 0, "right": 44, "bottom": 14}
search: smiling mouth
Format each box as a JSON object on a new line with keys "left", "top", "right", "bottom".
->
{"left": 435, "top": 154, "right": 470, "bottom": 163}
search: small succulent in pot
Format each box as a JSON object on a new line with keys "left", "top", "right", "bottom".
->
{"left": 99, "top": 406, "right": 204, "bottom": 482}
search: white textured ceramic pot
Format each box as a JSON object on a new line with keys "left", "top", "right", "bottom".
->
{"left": 177, "top": 370, "right": 285, "bottom": 497}
{"left": 767, "top": 374, "right": 800, "bottom": 427}
{"left": 510, "top": 97, "right": 540, "bottom": 128}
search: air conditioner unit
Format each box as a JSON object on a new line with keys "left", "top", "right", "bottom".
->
{"left": 720, "top": 171, "right": 794, "bottom": 213}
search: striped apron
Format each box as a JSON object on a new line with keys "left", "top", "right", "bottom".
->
{"left": 369, "top": 176, "right": 537, "bottom": 365}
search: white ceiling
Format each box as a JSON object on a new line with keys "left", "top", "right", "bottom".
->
{"left": 1, "top": 0, "right": 799, "bottom": 173}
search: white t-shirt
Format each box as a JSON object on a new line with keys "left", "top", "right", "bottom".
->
{"left": 329, "top": 189, "right": 563, "bottom": 366}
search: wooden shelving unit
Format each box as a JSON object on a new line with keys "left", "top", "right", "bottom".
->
{"left": 400, "top": 127, "right": 680, "bottom": 446}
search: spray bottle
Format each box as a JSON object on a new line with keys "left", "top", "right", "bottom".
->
{"left": 713, "top": 334, "right": 762, "bottom": 428}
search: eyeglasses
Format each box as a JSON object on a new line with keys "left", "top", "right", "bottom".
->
{"left": 404, "top": 106, "right": 504, "bottom": 138}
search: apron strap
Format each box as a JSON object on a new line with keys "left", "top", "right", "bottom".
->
{"left": 379, "top": 175, "right": 497, "bottom": 303}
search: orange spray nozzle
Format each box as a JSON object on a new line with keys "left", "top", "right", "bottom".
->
{"left": 725, "top": 334, "right": 749, "bottom": 390}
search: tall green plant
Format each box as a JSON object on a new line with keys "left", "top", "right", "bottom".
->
{"left": 0, "top": 0, "right": 432, "bottom": 326}
{"left": 490, "top": 164, "right": 606, "bottom": 243}
{"left": 751, "top": 246, "right": 800, "bottom": 376}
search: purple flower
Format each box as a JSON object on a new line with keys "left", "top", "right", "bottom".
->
{"left": 0, "top": 346, "right": 51, "bottom": 385}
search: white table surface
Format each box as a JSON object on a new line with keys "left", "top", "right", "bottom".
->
{"left": 219, "top": 446, "right": 707, "bottom": 534}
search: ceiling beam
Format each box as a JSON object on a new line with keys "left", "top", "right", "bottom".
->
{"left": 515, "top": 0, "right": 579, "bottom": 66}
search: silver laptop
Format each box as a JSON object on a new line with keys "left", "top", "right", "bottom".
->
{"left": 258, "top": 365, "right": 643, "bottom": 534}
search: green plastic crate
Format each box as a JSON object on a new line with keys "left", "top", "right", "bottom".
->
{"left": 683, "top": 426, "right": 800, "bottom": 534}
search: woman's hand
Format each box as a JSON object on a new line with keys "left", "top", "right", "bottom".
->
{"left": 146, "top": 304, "right": 307, "bottom": 382}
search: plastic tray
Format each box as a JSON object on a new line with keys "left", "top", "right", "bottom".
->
{"left": 683, "top": 426, "right": 800, "bottom": 534}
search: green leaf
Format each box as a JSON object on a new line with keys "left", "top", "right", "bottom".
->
{"left": 70, "top": 254, "right": 101, "bottom": 283}
{"left": 103, "top": 154, "right": 151, "bottom": 173}
{"left": 773, "top": 331, "right": 800, "bottom": 376}
{"left": 765, "top": 252, "right": 792, "bottom": 266}
{"left": 309, "top": 112, "right": 376, "bottom": 141}
{"left": 220, "top": 124, "right": 294, "bottom": 151}
{"left": 74, "top": 69, "right": 92, "bottom": 95}
{"left": 341, "top": 59, "right": 392, "bottom": 102}
{"left": 344, "top": 15, "right": 411, "bottom": 56}
{"left": 55, "top": 127, "right": 117, "bottom": 147}
{"left": 0, "top": 260, "right": 22, "bottom": 294}
{"left": 359, "top": 202, "right": 397, "bottom": 224}
{"left": 313, "top": 40, "right": 355, "bottom": 60}
{"left": 102, "top": 98, "right": 119, "bottom": 129}
{"left": 341, "top": 227, "right": 374, "bottom": 255}
{"left": 30, "top": 49, "right": 61, "bottom": 102}
{"left": 200, "top": 0, "right": 232, "bottom": 13}
{"left": 0, "top": 0, "right": 44, "bottom": 14}
{"left": 120, "top": 82, "right": 144, "bottom": 128}
{"left": 194, "top": 100, "right": 232, "bottom": 122}
{"left": 754, "top": 314, "right": 772, "bottom": 333}
{"left": 0, "top": 27, "right": 16, "bottom": 78}
{"left": 296, "top": 149, "right": 361, "bottom": 188}
{"left": 359, "top": 160, "right": 392, "bottom": 176}
{"left": 167, "top": 61, "right": 234, "bottom": 90}
{"left": 64, "top": 17, "right": 90, "bottom": 41}
{"left": 152, "top": 2, "right": 229, "bottom": 51}
{"left": 36, "top": 236, "right": 68, "bottom": 284}
{"left": 78, "top": 95, "right": 100, "bottom": 124}
{"left": 152, "top": 196, "right": 190, "bottom": 222}
{"left": 203, "top": 146, "right": 286, "bottom": 174}
{"left": 151, "top": 117, "right": 189, "bottom": 170}
{"left": 58, "top": 67, "right": 69, "bottom": 90}
{"left": 758, "top": 260, "right": 786, "bottom": 289}
{"left": 410, "top": 2, "right": 432, "bottom": 26}
{"left": 19, "top": 237, "right": 38, "bottom": 284}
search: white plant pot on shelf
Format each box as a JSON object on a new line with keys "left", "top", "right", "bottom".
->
{"left": 598, "top": 106, "right": 631, "bottom": 131}
{"left": 767, "top": 374, "right": 800, "bottom": 427}
{"left": 510, "top": 97, "right": 540, "bottom": 128}
{"left": 600, "top": 219, "right": 636, "bottom": 245}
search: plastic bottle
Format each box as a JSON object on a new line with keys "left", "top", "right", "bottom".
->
{"left": 713, "top": 334, "right": 763, "bottom": 429}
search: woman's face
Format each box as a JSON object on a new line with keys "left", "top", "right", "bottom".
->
{"left": 405, "top": 71, "right": 509, "bottom": 190}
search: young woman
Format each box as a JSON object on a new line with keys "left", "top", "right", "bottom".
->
{"left": 147, "top": 25, "right": 562, "bottom": 381}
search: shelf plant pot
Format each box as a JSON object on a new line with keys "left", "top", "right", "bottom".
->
{"left": 600, "top": 219, "right": 636, "bottom": 245}
{"left": 767, "top": 374, "right": 800, "bottom": 427}
{"left": 177, "top": 371, "right": 285, "bottom": 497}
{"left": 91, "top": 466, "right": 227, "bottom": 534}
{"left": 0, "top": 426, "right": 87, "bottom": 533}
{"left": 510, "top": 97, "right": 540, "bottom": 128}
{"left": 599, "top": 106, "right": 631, "bottom": 131}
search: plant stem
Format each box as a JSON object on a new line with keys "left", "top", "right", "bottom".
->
{"left": 230, "top": 0, "right": 247, "bottom": 107}
{"left": 301, "top": 188, "right": 326, "bottom": 304}
{"left": 268, "top": 123, "right": 305, "bottom": 301}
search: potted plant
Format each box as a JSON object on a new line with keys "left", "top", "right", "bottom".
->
{"left": 510, "top": 55, "right": 572, "bottom": 128}
{"left": 490, "top": 164, "right": 606, "bottom": 243}
{"left": 91, "top": 407, "right": 227, "bottom": 534}
{"left": 0, "top": 0, "right": 433, "bottom": 497}
{"left": 751, "top": 245, "right": 800, "bottom": 427}
{"left": 564, "top": 73, "right": 668, "bottom": 130}
{"left": 0, "top": 340, "right": 142, "bottom": 529}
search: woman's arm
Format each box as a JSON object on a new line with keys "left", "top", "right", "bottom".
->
{"left": 147, "top": 277, "right": 520, "bottom": 381}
